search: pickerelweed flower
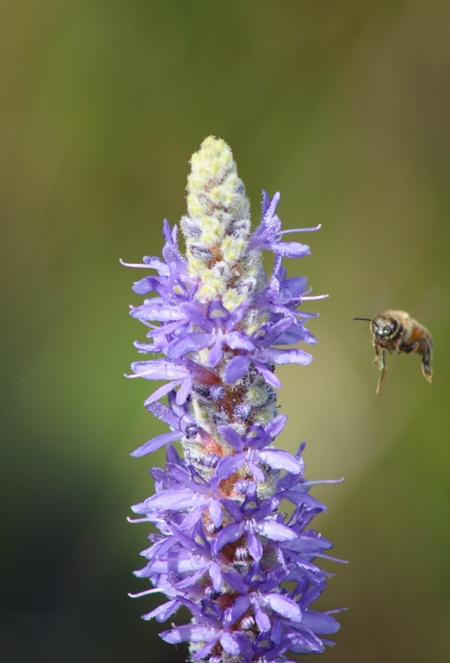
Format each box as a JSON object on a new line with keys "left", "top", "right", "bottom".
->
{"left": 124, "top": 136, "right": 341, "bottom": 661}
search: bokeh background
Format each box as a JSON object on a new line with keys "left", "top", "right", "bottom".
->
{"left": 2, "top": 2, "right": 450, "bottom": 661}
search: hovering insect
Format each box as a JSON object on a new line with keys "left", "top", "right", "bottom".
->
{"left": 354, "top": 310, "right": 434, "bottom": 395}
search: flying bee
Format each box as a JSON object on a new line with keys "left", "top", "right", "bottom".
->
{"left": 354, "top": 310, "right": 434, "bottom": 395}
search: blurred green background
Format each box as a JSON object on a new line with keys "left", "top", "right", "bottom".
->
{"left": 2, "top": 1, "right": 450, "bottom": 661}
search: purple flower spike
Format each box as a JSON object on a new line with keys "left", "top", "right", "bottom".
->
{"left": 125, "top": 137, "right": 341, "bottom": 660}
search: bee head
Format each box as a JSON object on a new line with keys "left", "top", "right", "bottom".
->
{"left": 372, "top": 315, "right": 398, "bottom": 341}
{"left": 353, "top": 315, "right": 399, "bottom": 341}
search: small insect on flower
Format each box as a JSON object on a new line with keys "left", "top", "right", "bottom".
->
{"left": 354, "top": 310, "right": 434, "bottom": 395}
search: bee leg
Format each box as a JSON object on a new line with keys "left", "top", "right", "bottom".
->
{"left": 375, "top": 348, "right": 387, "bottom": 395}
{"left": 372, "top": 343, "right": 381, "bottom": 365}
{"left": 394, "top": 338, "right": 403, "bottom": 353}
{"left": 420, "top": 339, "right": 433, "bottom": 384}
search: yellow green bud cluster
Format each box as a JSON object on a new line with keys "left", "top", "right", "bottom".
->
{"left": 181, "top": 136, "right": 261, "bottom": 310}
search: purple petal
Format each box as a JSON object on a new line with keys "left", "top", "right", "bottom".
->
{"left": 207, "top": 337, "right": 224, "bottom": 367}
{"left": 142, "top": 599, "right": 180, "bottom": 622}
{"left": 131, "top": 359, "right": 188, "bottom": 380}
{"left": 258, "top": 519, "right": 296, "bottom": 542}
{"left": 175, "top": 375, "right": 192, "bottom": 404}
{"left": 266, "top": 348, "right": 313, "bottom": 366}
{"left": 247, "top": 529, "right": 263, "bottom": 561}
{"left": 221, "top": 570, "right": 247, "bottom": 594}
{"left": 221, "top": 498, "right": 243, "bottom": 522}
{"left": 145, "top": 400, "right": 181, "bottom": 428}
{"left": 144, "top": 380, "right": 183, "bottom": 405}
{"left": 282, "top": 326, "right": 317, "bottom": 346}
{"left": 224, "top": 355, "right": 251, "bottom": 383}
{"left": 131, "top": 301, "right": 183, "bottom": 322}
{"left": 265, "top": 415, "right": 288, "bottom": 438}
{"left": 217, "top": 425, "right": 244, "bottom": 451}
{"left": 254, "top": 605, "right": 271, "bottom": 632}
{"left": 161, "top": 624, "right": 215, "bottom": 644}
{"left": 179, "top": 302, "right": 211, "bottom": 330}
{"left": 252, "top": 360, "right": 281, "bottom": 387}
{"left": 264, "top": 190, "right": 280, "bottom": 217}
{"left": 282, "top": 276, "right": 308, "bottom": 296}
{"left": 272, "top": 240, "right": 310, "bottom": 258}
{"left": 207, "top": 300, "right": 230, "bottom": 324}
{"left": 143, "top": 489, "right": 202, "bottom": 510}
{"left": 264, "top": 593, "right": 302, "bottom": 621}
{"left": 226, "top": 332, "right": 255, "bottom": 351}
{"left": 258, "top": 449, "right": 303, "bottom": 474}
{"left": 224, "top": 595, "right": 251, "bottom": 625}
{"left": 131, "top": 430, "right": 182, "bottom": 457}
{"left": 139, "top": 551, "right": 208, "bottom": 576}
{"left": 208, "top": 500, "right": 223, "bottom": 528}
{"left": 232, "top": 632, "right": 254, "bottom": 660}
{"left": 247, "top": 459, "right": 265, "bottom": 483}
{"left": 216, "top": 522, "right": 244, "bottom": 551}
{"left": 215, "top": 454, "right": 245, "bottom": 480}
{"left": 131, "top": 277, "right": 159, "bottom": 296}
{"left": 133, "top": 340, "right": 165, "bottom": 354}
{"left": 301, "top": 611, "right": 341, "bottom": 635}
{"left": 167, "top": 332, "right": 211, "bottom": 358}
{"left": 192, "top": 638, "right": 218, "bottom": 660}
{"left": 209, "top": 562, "right": 222, "bottom": 592}
{"left": 220, "top": 632, "right": 240, "bottom": 656}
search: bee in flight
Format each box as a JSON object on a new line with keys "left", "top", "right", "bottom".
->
{"left": 354, "top": 310, "right": 434, "bottom": 395}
